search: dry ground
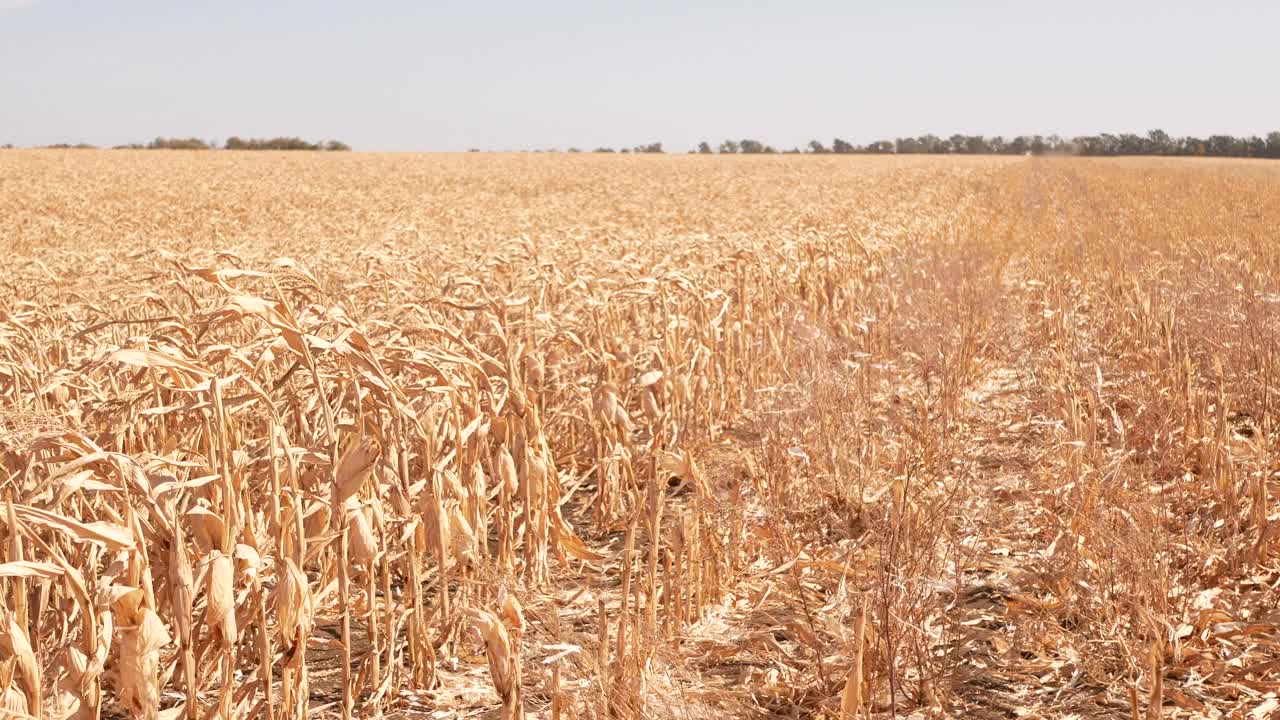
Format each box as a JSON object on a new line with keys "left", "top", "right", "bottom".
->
{"left": 0, "top": 151, "right": 1277, "bottom": 719}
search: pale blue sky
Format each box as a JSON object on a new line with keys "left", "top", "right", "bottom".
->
{"left": 2, "top": 0, "right": 1277, "bottom": 151}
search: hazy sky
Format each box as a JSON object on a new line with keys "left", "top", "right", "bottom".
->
{"left": 3, "top": 0, "right": 1278, "bottom": 151}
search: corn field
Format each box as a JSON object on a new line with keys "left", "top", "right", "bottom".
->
{"left": 0, "top": 150, "right": 1277, "bottom": 719}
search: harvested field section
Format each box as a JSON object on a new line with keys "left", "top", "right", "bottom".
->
{"left": 0, "top": 152, "right": 1276, "bottom": 719}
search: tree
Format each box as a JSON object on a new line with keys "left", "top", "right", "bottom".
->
{"left": 1147, "top": 129, "right": 1172, "bottom": 155}
{"left": 919, "top": 135, "right": 945, "bottom": 154}
{"left": 148, "top": 137, "right": 210, "bottom": 150}
{"left": 697, "top": 141, "right": 713, "bottom": 154}
{"left": 224, "top": 136, "right": 330, "bottom": 151}
{"left": 1116, "top": 134, "right": 1145, "bottom": 155}
{"left": 718, "top": 140, "right": 739, "bottom": 154}
{"left": 1266, "top": 132, "right": 1280, "bottom": 159}
{"left": 1180, "top": 137, "right": 1206, "bottom": 156}
{"left": 1207, "top": 135, "right": 1235, "bottom": 157}
{"left": 895, "top": 137, "right": 922, "bottom": 154}
{"left": 738, "top": 139, "right": 766, "bottom": 154}
{"left": 965, "top": 135, "right": 991, "bottom": 154}
{"left": 832, "top": 138, "right": 855, "bottom": 154}
{"left": 807, "top": 140, "right": 829, "bottom": 154}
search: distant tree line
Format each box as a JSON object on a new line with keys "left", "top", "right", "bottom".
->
{"left": 586, "top": 143, "right": 665, "bottom": 154}
{"left": 59, "top": 137, "right": 354, "bottom": 151}
{"left": 13, "top": 131, "right": 1280, "bottom": 158}
{"left": 460, "top": 143, "right": 666, "bottom": 153}
{"left": 420, "top": 133, "right": 1280, "bottom": 157}
{"left": 692, "top": 130, "right": 1280, "bottom": 158}
{"left": 224, "top": 136, "right": 350, "bottom": 151}
{"left": 140, "top": 137, "right": 212, "bottom": 150}
{"left": 698, "top": 139, "right": 781, "bottom": 154}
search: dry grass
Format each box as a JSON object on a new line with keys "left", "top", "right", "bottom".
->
{"left": 0, "top": 150, "right": 1277, "bottom": 719}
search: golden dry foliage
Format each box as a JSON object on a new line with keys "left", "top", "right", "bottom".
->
{"left": 0, "top": 150, "right": 1278, "bottom": 719}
